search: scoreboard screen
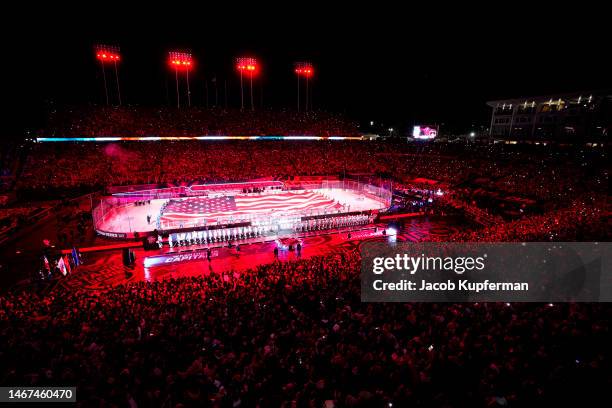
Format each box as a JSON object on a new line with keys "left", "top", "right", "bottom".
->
{"left": 412, "top": 125, "right": 438, "bottom": 140}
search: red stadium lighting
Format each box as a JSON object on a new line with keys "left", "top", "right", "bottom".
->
{"left": 168, "top": 51, "right": 193, "bottom": 70}
{"left": 95, "top": 44, "right": 121, "bottom": 63}
{"left": 294, "top": 61, "right": 314, "bottom": 112}
{"left": 168, "top": 51, "right": 194, "bottom": 108}
{"left": 235, "top": 57, "right": 259, "bottom": 75}
{"left": 294, "top": 61, "right": 314, "bottom": 78}
{"left": 94, "top": 44, "right": 122, "bottom": 106}
{"left": 235, "top": 57, "right": 259, "bottom": 111}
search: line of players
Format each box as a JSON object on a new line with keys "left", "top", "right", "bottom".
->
{"left": 293, "top": 214, "right": 374, "bottom": 232}
{"left": 164, "top": 226, "right": 265, "bottom": 248}
{"left": 161, "top": 214, "right": 375, "bottom": 248}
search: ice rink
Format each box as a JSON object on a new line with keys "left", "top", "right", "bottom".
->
{"left": 96, "top": 188, "right": 388, "bottom": 236}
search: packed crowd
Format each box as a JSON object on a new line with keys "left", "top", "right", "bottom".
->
{"left": 19, "top": 141, "right": 371, "bottom": 193}
{"left": 41, "top": 106, "right": 360, "bottom": 138}
{"left": 1, "top": 252, "right": 609, "bottom": 407}
{"left": 18, "top": 140, "right": 607, "bottom": 204}
{"left": 434, "top": 197, "right": 610, "bottom": 242}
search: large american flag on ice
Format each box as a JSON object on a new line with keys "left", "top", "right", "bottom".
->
{"left": 161, "top": 191, "right": 343, "bottom": 223}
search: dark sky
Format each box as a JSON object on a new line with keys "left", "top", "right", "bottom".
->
{"left": 5, "top": 5, "right": 611, "bottom": 137}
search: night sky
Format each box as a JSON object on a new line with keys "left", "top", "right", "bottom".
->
{"left": 5, "top": 6, "right": 611, "bottom": 138}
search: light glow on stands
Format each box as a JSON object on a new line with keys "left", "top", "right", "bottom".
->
{"left": 35, "top": 136, "right": 364, "bottom": 142}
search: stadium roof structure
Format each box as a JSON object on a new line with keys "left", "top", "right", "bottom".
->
{"left": 486, "top": 89, "right": 612, "bottom": 107}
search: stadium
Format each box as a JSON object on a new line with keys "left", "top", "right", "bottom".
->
{"left": 0, "top": 13, "right": 610, "bottom": 408}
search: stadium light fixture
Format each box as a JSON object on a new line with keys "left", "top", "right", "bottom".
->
{"left": 294, "top": 61, "right": 314, "bottom": 112}
{"left": 236, "top": 57, "right": 259, "bottom": 111}
{"left": 236, "top": 57, "right": 258, "bottom": 74}
{"left": 168, "top": 51, "right": 194, "bottom": 108}
{"left": 95, "top": 44, "right": 121, "bottom": 63}
{"left": 94, "top": 44, "right": 122, "bottom": 105}
{"left": 294, "top": 61, "right": 314, "bottom": 78}
{"left": 168, "top": 51, "right": 194, "bottom": 69}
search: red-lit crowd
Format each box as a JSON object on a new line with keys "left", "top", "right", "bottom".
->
{"left": 1, "top": 252, "right": 609, "bottom": 407}
{"left": 42, "top": 106, "right": 360, "bottom": 138}
{"left": 433, "top": 197, "right": 610, "bottom": 242}
{"left": 11, "top": 136, "right": 609, "bottom": 249}
{"left": 0, "top": 108, "right": 609, "bottom": 407}
{"left": 18, "top": 140, "right": 606, "bottom": 203}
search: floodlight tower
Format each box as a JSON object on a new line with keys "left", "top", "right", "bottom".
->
{"left": 294, "top": 62, "right": 314, "bottom": 112}
{"left": 168, "top": 51, "right": 194, "bottom": 108}
{"left": 236, "top": 57, "right": 258, "bottom": 111}
{"left": 95, "top": 44, "right": 122, "bottom": 105}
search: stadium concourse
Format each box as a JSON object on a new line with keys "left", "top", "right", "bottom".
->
{"left": 0, "top": 106, "right": 610, "bottom": 407}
